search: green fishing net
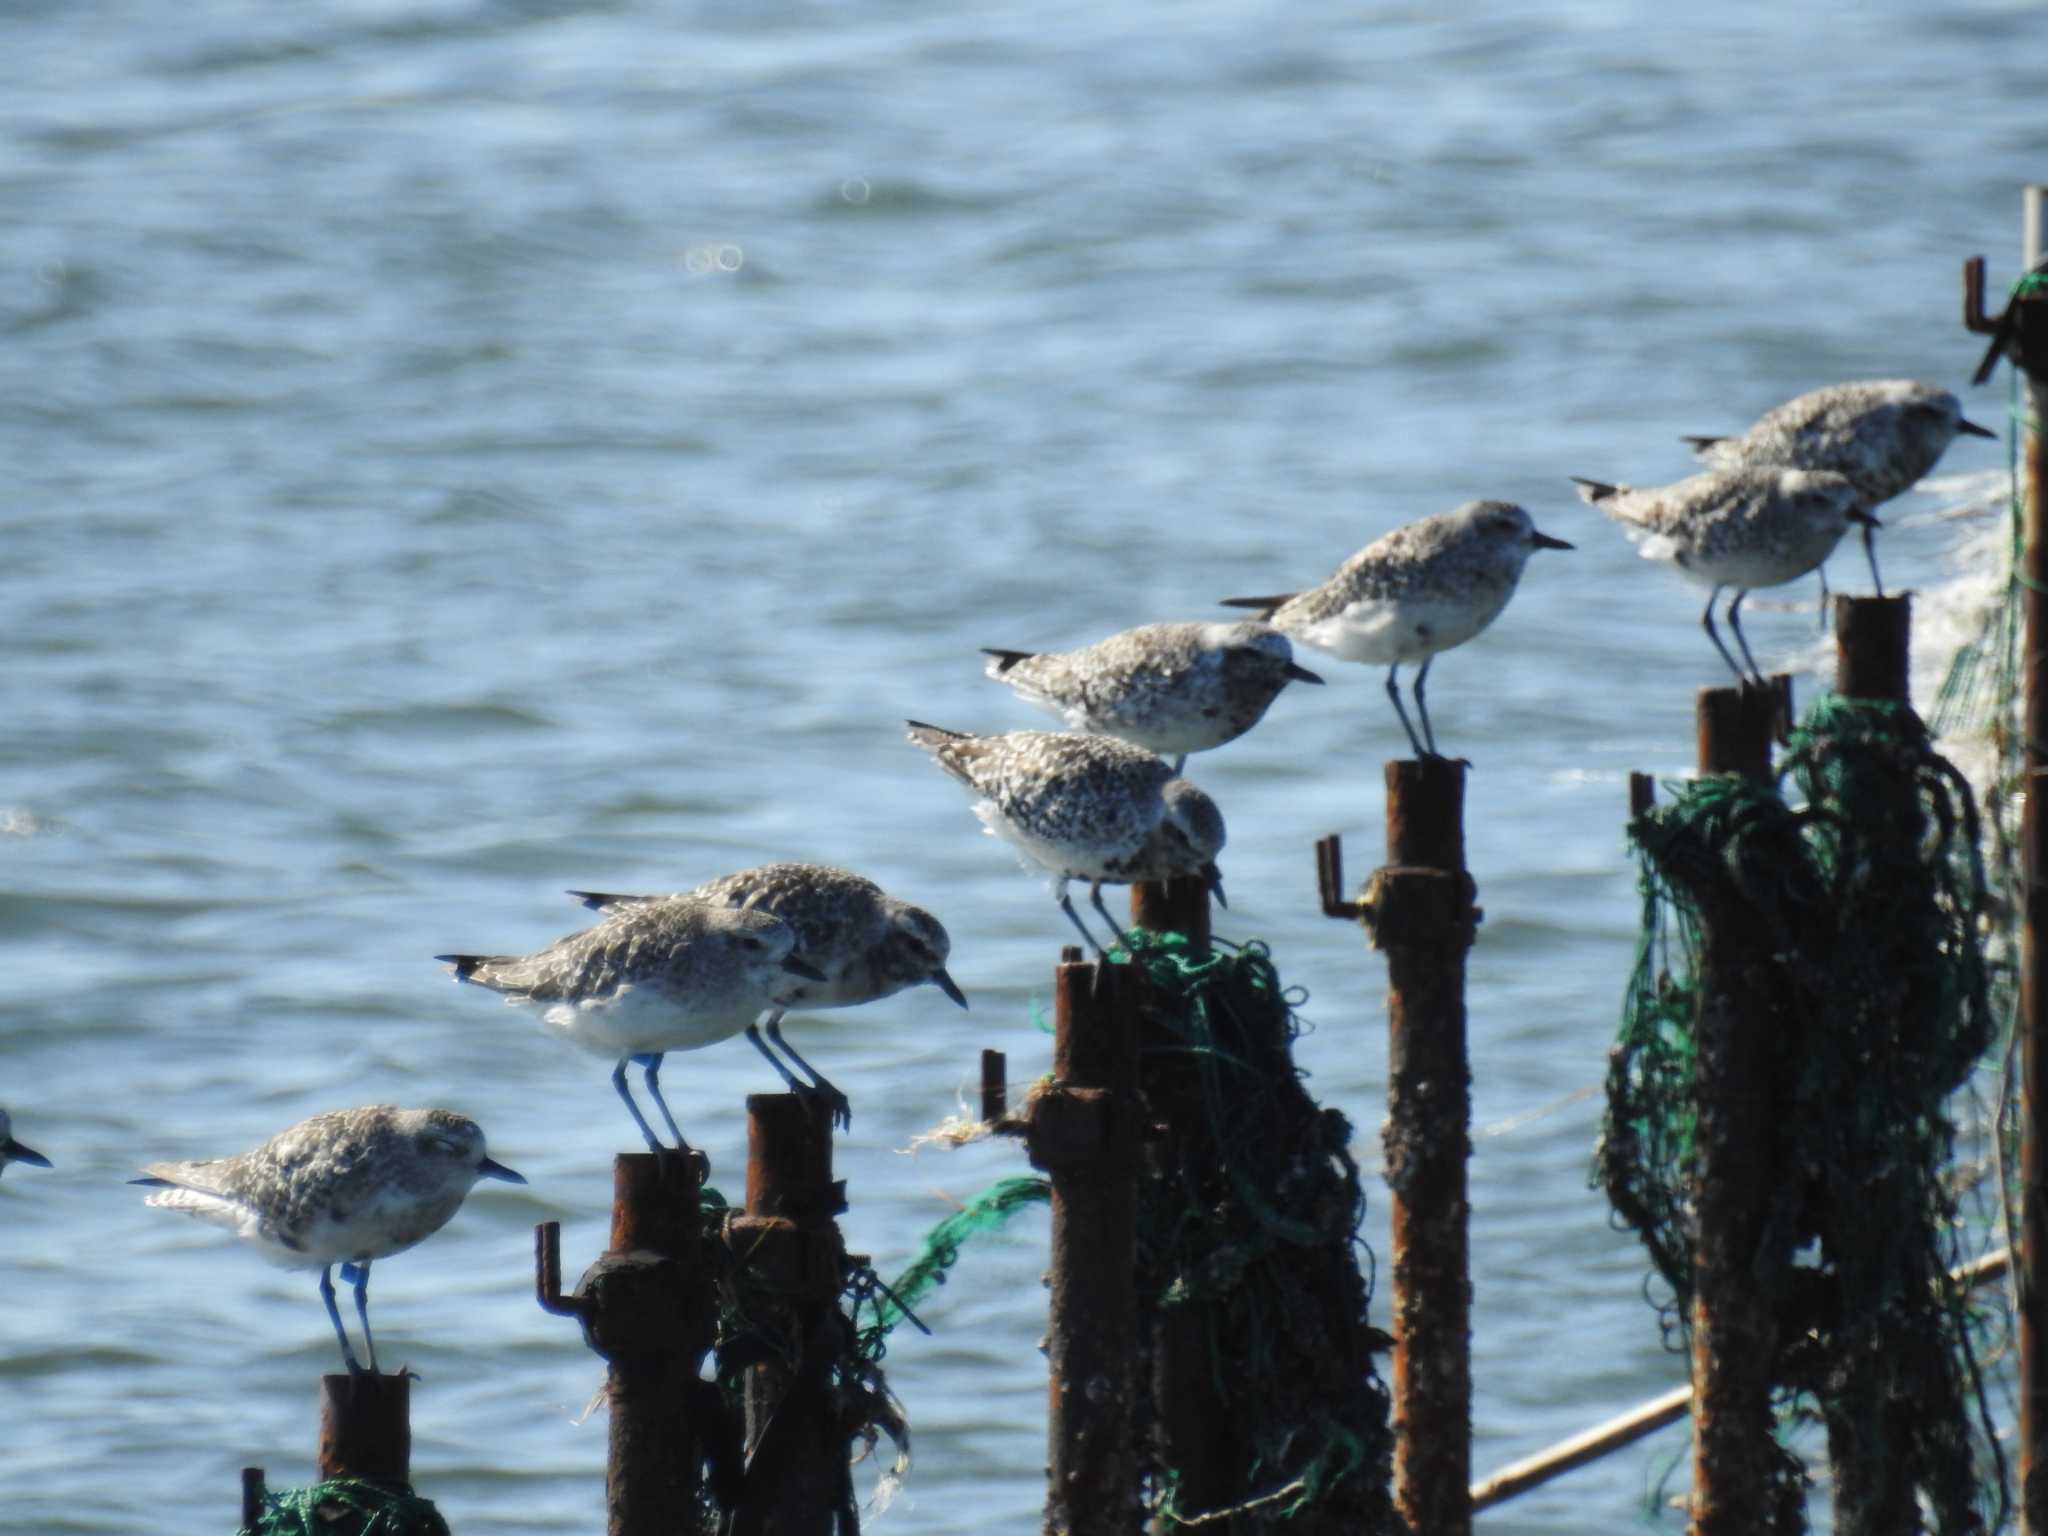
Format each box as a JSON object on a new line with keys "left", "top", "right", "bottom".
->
{"left": 1599, "top": 695, "right": 2006, "bottom": 1532}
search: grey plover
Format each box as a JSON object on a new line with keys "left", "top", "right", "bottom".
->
{"left": 1681, "top": 378, "right": 1995, "bottom": 612}
{"left": 438, "top": 902, "right": 825, "bottom": 1155}
{"left": 1221, "top": 500, "right": 1571, "bottom": 759}
{"left": 906, "top": 723, "right": 1225, "bottom": 955}
{"left": 0, "top": 1108, "right": 50, "bottom": 1178}
{"left": 133, "top": 1106, "right": 524, "bottom": 1375}
{"left": 1573, "top": 465, "right": 1873, "bottom": 683}
{"left": 568, "top": 863, "right": 967, "bottom": 1129}
{"left": 980, "top": 620, "right": 1323, "bottom": 772}
{"left": 1683, "top": 379, "right": 1996, "bottom": 504}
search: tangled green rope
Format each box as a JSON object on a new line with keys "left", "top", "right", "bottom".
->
{"left": 1120, "top": 930, "right": 1399, "bottom": 1532}
{"left": 241, "top": 1479, "right": 449, "bottom": 1536}
{"left": 1598, "top": 695, "right": 2004, "bottom": 1532}
{"left": 866, "top": 1176, "right": 1050, "bottom": 1336}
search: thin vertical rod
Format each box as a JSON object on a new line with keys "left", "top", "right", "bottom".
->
{"left": 2020, "top": 180, "right": 2048, "bottom": 1536}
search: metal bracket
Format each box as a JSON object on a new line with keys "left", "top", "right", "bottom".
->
{"left": 1315, "top": 834, "right": 1366, "bottom": 921}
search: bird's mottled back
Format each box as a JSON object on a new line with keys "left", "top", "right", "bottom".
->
{"left": 1691, "top": 379, "right": 1984, "bottom": 505}
{"left": 137, "top": 1106, "right": 506, "bottom": 1265}
{"left": 451, "top": 899, "right": 800, "bottom": 1011}
{"left": 982, "top": 620, "right": 1314, "bottom": 759}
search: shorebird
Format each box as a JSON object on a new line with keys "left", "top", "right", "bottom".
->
{"left": 1222, "top": 499, "right": 1571, "bottom": 759}
{"left": 567, "top": 863, "right": 966, "bottom": 1128}
{"left": 980, "top": 620, "right": 1322, "bottom": 771}
{"left": 1573, "top": 464, "right": 1873, "bottom": 683}
{"left": 438, "top": 902, "right": 824, "bottom": 1155}
{"left": 134, "top": 1105, "right": 524, "bottom": 1375}
{"left": 906, "top": 723, "right": 1224, "bottom": 956}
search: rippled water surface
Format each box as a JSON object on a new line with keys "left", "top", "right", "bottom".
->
{"left": 4, "top": 2, "right": 2045, "bottom": 1530}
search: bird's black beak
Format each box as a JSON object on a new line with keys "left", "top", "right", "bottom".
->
{"left": 4, "top": 1138, "right": 51, "bottom": 1169}
{"left": 478, "top": 1157, "right": 526, "bottom": 1184}
{"left": 1532, "top": 530, "right": 1575, "bottom": 551}
{"left": 1958, "top": 417, "right": 1998, "bottom": 439}
{"left": 782, "top": 955, "right": 828, "bottom": 982}
{"left": 1202, "top": 863, "right": 1228, "bottom": 909}
{"left": 931, "top": 967, "right": 970, "bottom": 1009}
{"left": 1847, "top": 509, "right": 1883, "bottom": 529}
{"left": 1285, "top": 661, "right": 1326, "bottom": 685}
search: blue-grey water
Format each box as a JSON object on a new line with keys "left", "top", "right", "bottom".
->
{"left": 3, "top": 2, "right": 2041, "bottom": 1530}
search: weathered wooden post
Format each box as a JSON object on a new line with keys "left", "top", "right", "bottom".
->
{"left": 1684, "top": 680, "right": 1783, "bottom": 1536}
{"left": 1030, "top": 950, "right": 1141, "bottom": 1536}
{"left": 536, "top": 1154, "right": 726, "bottom": 1536}
{"left": 728, "top": 1094, "right": 847, "bottom": 1536}
{"left": 1968, "top": 183, "right": 2048, "bottom": 1534}
{"left": 1361, "top": 755, "right": 1477, "bottom": 1536}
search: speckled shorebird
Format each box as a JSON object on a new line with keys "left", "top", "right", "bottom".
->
{"left": 1681, "top": 378, "right": 1995, "bottom": 611}
{"left": 906, "top": 723, "right": 1225, "bottom": 956}
{"left": 0, "top": 1108, "right": 51, "bottom": 1178}
{"left": 1220, "top": 500, "right": 1572, "bottom": 760}
{"left": 1572, "top": 464, "right": 1873, "bottom": 684}
{"left": 132, "top": 1106, "right": 524, "bottom": 1376}
{"left": 979, "top": 620, "right": 1324, "bottom": 772}
{"left": 566, "top": 863, "right": 968, "bottom": 1129}
{"left": 437, "top": 902, "right": 825, "bottom": 1155}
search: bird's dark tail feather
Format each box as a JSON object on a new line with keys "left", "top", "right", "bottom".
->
{"left": 980, "top": 648, "right": 1034, "bottom": 674}
{"left": 435, "top": 953, "right": 500, "bottom": 982}
{"left": 1569, "top": 475, "right": 1620, "bottom": 503}
{"left": 1218, "top": 594, "right": 1294, "bottom": 620}
{"left": 1680, "top": 434, "right": 1725, "bottom": 453}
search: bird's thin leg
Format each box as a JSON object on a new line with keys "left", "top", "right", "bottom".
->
{"left": 633, "top": 1053, "right": 692, "bottom": 1153}
{"left": 764, "top": 1016, "right": 851, "bottom": 1130}
{"left": 349, "top": 1260, "right": 377, "bottom": 1376}
{"left": 1726, "top": 588, "right": 1765, "bottom": 685}
{"left": 1169, "top": 754, "right": 1186, "bottom": 775}
{"left": 610, "top": 1057, "right": 670, "bottom": 1154}
{"left": 319, "top": 1265, "right": 364, "bottom": 1376}
{"left": 1817, "top": 566, "right": 1831, "bottom": 630}
{"left": 1057, "top": 889, "right": 1109, "bottom": 960}
{"left": 1862, "top": 522, "right": 1884, "bottom": 597}
{"left": 1700, "top": 586, "right": 1746, "bottom": 683}
{"left": 745, "top": 1019, "right": 810, "bottom": 1095}
{"left": 1411, "top": 654, "right": 1439, "bottom": 758}
{"left": 1383, "top": 664, "right": 1428, "bottom": 759}
{"left": 1088, "top": 881, "right": 1134, "bottom": 955}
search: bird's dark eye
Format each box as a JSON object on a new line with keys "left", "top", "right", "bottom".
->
{"left": 741, "top": 937, "right": 764, "bottom": 951}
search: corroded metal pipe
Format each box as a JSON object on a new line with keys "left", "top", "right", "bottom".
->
{"left": 317, "top": 1372, "right": 410, "bottom": 1483}
{"left": 1032, "top": 957, "right": 1139, "bottom": 1536}
{"left": 1684, "top": 684, "right": 1782, "bottom": 1536}
{"left": 730, "top": 1094, "right": 845, "bottom": 1536}
{"left": 536, "top": 1153, "right": 722, "bottom": 1536}
{"left": 1368, "top": 754, "right": 1477, "bottom": 1536}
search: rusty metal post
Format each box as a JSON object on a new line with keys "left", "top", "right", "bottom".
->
{"left": 536, "top": 1154, "right": 726, "bottom": 1536}
{"left": 1833, "top": 595, "right": 1912, "bottom": 703}
{"left": 1363, "top": 755, "right": 1477, "bottom": 1536}
{"left": 1130, "top": 873, "right": 1212, "bottom": 947}
{"left": 728, "top": 1094, "right": 846, "bottom": 1536}
{"left": 317, "top": 1372, "right": 410, "bottom": 1483}
{"left": 1819, "top": 595, "right": 1921, "bottom": 1534}
{"left": 1127, "top": 875, "right": 1243, "bottom": 1527}
{"left": 1685, "top": 682, "right": 1783, "bottom": 1536}
{"left": 1027, "top": 956, "right": 1140, "bottom": 1536}
{"left": 240, "top": 1466, "right": 266, "bottom": 1529}
{"left": 981, "top": 1047, "right": 1009, "bottom": 1121}
{"left": 1983, "top": 186, "right": 2048, "bottom": 1536}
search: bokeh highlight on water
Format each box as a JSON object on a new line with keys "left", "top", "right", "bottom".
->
{"left": 4, "top": 2, "right": 2044, "bottom": 1530}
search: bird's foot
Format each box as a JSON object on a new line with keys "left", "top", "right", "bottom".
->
{"left": 799, "top": 1082, "right": 853, "bottom": 1133}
